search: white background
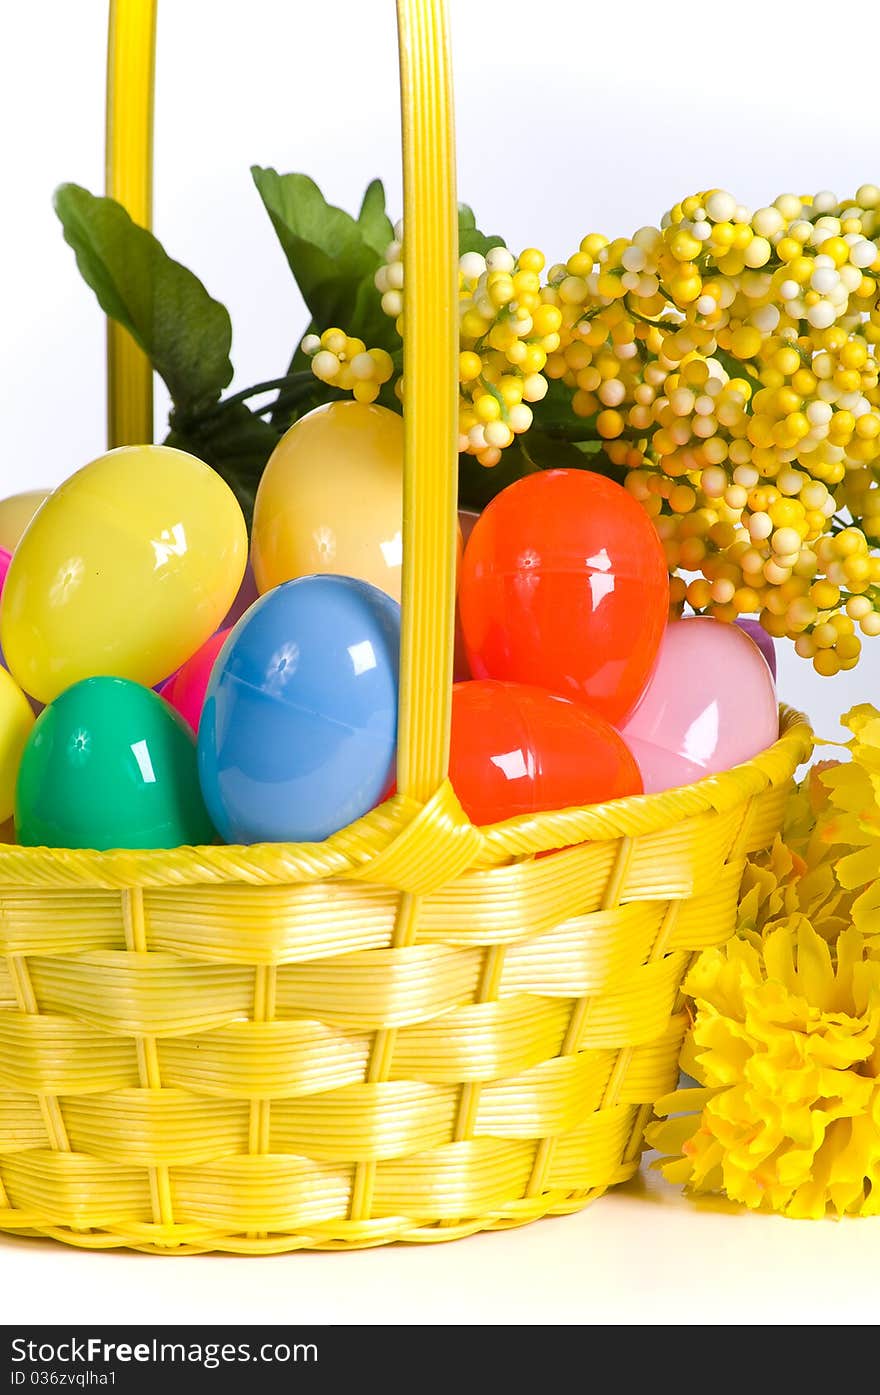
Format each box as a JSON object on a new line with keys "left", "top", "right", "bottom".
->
{"left": 3, "top": 0, "right": 880, "bottom": 1325}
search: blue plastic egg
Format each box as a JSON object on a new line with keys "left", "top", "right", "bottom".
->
{"left": 198, "top": 574, "right": 400, "bottom": 843}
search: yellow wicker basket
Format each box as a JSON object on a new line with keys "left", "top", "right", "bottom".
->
{"left": 0, "top": 0, "right": 811, "bottom": 1254}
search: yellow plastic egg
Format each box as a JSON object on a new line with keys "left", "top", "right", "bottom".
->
{"left": 0, "top": 489, "right": 50, "bottom": 553}
{"left": 0, "top": 445, "right": 247, "bottom": 704}
{"left": 0, "top": 667, "right": 34, "bottom": 823}
{"left": 251, "top": 401, "right": 404, "bottom": 601}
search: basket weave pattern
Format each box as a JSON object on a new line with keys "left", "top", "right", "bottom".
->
{"left": 0, "top": 710, "right": 810, "bottom": 1252}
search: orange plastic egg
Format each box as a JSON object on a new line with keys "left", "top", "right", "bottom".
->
{"left": 449, "top": 679, "right": 642, "bottom": 827}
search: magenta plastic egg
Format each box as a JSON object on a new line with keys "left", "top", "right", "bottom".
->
{"left": 620, "top": 617, "right": 779, "bottom": 793}
{"left": 0, "top": 549, "right": 10, "bottom": 672}
{"left": 162, "top": 628, "right": 231, "bottom": 733}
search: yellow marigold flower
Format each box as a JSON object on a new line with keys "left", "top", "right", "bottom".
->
{"left": 648, "top": 920, "right": 880, "bottom": 1218}
{"left": 649, "top": 705, "right": 880, "bottom": 1218}
{"left": 817, "top": 705, "right": 880, "bottom": 934}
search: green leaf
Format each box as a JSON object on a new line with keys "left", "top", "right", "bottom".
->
{"left": 358, "top": 179, "right": 394, "bottom": 256}
{"left": 458, "top": 203, "right": 505, "bottom": 256}
{"left": 166, "top": 402, "right": 278, "bottom": 525}
{"left": 458, "top": 442, "right": 535, "bottom": 511}
{"left": 54, "top": 183, "right": 233, "bottom": 413}
{"left": 252, "top": 167, "right": 399, "bottom": 366}
{"left": 529, "top": 378, "right": 598, "bottom": 436}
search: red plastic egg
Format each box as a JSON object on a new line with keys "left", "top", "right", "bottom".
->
{"left": 459, "top": 470, "right": 668, "bottom": 725}
{"left": 449, "top": 679, "right": 642, "bottom": 827}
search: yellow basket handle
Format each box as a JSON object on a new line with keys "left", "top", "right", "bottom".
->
{"left": 105, "top": 0, "right": 460, "bottom": 802}
{"left": 105, "top": 0, "right": 156, "bottom": 449}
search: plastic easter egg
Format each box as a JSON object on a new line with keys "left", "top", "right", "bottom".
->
{"left": 162, "top": 628, "right": 231, "bottom": 732}
{"left": 617, "top": 736, "right": 706, "bottom": 795}
{"left": 0, "top": 549, "right": 10, "bottom": 672}
{"left": 251, "top": 401, "right": 404, "bottom": 602}
{"left": 0, "top": 667, "right": 35, "bottom": 824}
{"left": 0, "top": 446, "right": 247, "bottom": 705}
{"left": 620, "top": 617, "right": 779, "bottom": 793}
{"left": 199, "top": 575, "right": 400, "bottom": 844}
{"left": 736, "top": 617, "right": 777, "bottom": 679}
{"left": 15, "top": 677, "right": 215, "bottom": 850}
{"left": 454, "top": 510, "right": 480, "bottom": 683}
{"left": 0, "top": 489, "right": 49, "bottom": 553}
{"left": 459, "top": 469, "right": 669, "bottom": 725}
{"left": 449, "top": 680, "right": 642, "bottom": 827}
{"left": 223, "top": 561, "right": 259, "bottom": 629}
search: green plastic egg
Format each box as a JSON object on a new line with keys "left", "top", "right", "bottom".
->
{"left": 16, "top": 677, "right": 216, "bottom": 850}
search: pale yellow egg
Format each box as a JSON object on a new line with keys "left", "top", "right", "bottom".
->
{"left": 252, "top": 401, "right": 405, "bottom": 602}
{"left": 0, "top": 489, "right": 50, "bottom": 552}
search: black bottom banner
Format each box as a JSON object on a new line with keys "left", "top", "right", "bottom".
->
{"left": 0, "top": 1325, "right": 550, "bottom": 1390}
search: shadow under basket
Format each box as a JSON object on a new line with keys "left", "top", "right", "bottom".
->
{"left": 0, "top": 707, "right": 811, "bottom": 1254}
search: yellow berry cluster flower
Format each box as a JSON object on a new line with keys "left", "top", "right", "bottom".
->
{"left": 301, "top": 328, "right": 394, "bottom": 404}
{"left": 454, "top": 246, "right": 559, "bottom": 467}
{"left": 369, "top": 234, "right": 561, "bottom": 467}
{"left": 304, "top": 186, "right": 880, "bottom": 672}
{"left": 647, "top": 707, "right": 880, "bottom": 1218}
{"left": 543, "top": 187, "right": 880, "bottom": 674}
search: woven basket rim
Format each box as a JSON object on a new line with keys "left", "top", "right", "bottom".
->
{"left": 0, "top": 705, "right": 811, "bottom": 889}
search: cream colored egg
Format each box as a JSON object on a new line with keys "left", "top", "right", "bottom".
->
{"left": 0, "top": 490, "right": 50, "bottom": 552}
{"left": 251, "top": 401, "right": 405, "bottom": 601}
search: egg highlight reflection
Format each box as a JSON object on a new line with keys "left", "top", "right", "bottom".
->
{"left": 15, "top": 677, "right": 216, "bottom": 850}
{"left": 198, "top": 575, "right": 400, "bottom": 844}
{"left": 620, "top": 618, "right": 779, "bottom": 792}
{"left": 0, "top": 446, "right": 248, "bottom": 704}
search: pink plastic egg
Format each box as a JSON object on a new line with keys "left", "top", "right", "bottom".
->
{"left": 161, "top": 628, "right": 231, "bottom": 733}
{"left": 620, "top": 617, "right": 779, "bottom": 793}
